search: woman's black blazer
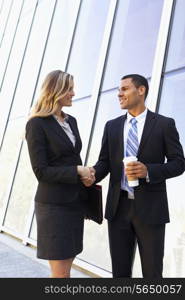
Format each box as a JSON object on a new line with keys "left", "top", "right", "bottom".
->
{"left": 26, "top": 114, "right": 85, "bottom": 205}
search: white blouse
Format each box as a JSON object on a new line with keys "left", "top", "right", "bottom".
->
{"left": 53, "top": 114, "right": 76, "bottom": 147}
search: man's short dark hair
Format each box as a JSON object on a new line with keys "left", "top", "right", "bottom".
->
{"left": 121, "top": 74, "right": 149, "bottom": 99}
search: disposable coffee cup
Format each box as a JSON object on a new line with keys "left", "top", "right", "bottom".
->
{"left": 123, "top": 156, "right": 139, "bottom": 187}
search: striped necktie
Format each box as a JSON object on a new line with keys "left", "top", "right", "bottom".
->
{"left": 123, "top": 118, "right": 139, "bottom": 194}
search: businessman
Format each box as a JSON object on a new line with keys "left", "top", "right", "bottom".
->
{"left": 84, "top": 74, "right": 185, "bottom": 278}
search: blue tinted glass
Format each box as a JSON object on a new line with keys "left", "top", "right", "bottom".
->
{"left": 158, "top": 71, "right": 185, "bottom": 147}
{"left": 102, "top": 0, "right": 164, "bottom": 91}
{"left": 67, "top": 0, "right": 110, "bottom": 98}
{"left": 166, "top": 0, "right": 185, "bottom": 71}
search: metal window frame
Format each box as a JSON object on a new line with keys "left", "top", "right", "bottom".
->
{"left": 147, "top": 0, "right": 175, "bottom": 112}
{"left": 0, "top": 0, "right": 25, "bottom": 91}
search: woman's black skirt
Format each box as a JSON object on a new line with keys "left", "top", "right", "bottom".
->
{"left": 35, "top": 201, "right": 85, "bottom": 260}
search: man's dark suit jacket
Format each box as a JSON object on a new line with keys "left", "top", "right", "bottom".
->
{"left": 26, "top": 114, "right": 85, "bottom": 205}
{"left": 94, "top": 110, "right": 185, "bottom": 224}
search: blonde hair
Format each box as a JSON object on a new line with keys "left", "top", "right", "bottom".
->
{"left": 29, "top": 70, "right": 73, "bottom": 119}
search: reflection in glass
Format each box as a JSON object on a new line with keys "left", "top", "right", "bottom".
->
{"left": 0, "top": 8, "right": 37, "bottom": 143}
{"left": 165, "top": 0, "right": 185, "bottom": 72}
{"left": 67, "top": 0, "right": 110, "bottom": 98}
{"left": 4, "top": 142, "right": 37, "bottom": 234}
{"left": 9, "top": 0, "right": 56, "bottom": 120}
{"left": 0, "top": 0, "right": 23, "bottom": 85}
{"left": 0, "top": 117, "right": 26, "bottom": 216}
{"left": 158, "top": 71, "right": 185, "bottom": 146}
{"left": 19, "top": 0, "right": 38, "bottom": 17}
{"left": 0, "top": 0, "right": 12, "bottom": 44}
{"left": 102, "top": 0, "right": 164, "bottom": 90}
{"left": 158, "top": 71, "right": 185, "bottom": 277}
{"left": 31, "top": 0, "right": 80, "bottom": 109}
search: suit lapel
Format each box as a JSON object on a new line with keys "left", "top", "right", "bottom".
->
{"left": 137, "top": 110, "right": 157, "bottom": 157}
{"left": 111, "top": 114, "right": 127, "bottom": 161}
{"left": 67, "top": 116, "right": 81, "bottom": 152}
{"left": 120, "top": 115, "right": 127, "bottom": 159}
{"left": 46, "top": 116, "right": 77, "bottom": 151}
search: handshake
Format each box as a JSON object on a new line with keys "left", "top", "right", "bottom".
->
{"left": 77, "top": 166, "right": 96, "bottom": 187}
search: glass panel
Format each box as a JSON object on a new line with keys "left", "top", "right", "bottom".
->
{"left": 0, "top": 0, "right": 4, "bottom": 14}
{"left": 0, "top": 7, "right": 37, "bottom": 143}
{"left": 0, "top": 0, "right": 12, "bottom": 43}
{"left": 67, "top": 0, "right": 110, "bottom": 99}
{"left": 31, "top": 0, "right": 80, "bottom": 109}
{"left": 4, "top": 142, "right": 37, "bottom": 234}
{"left": 165, "top": 0, "right": 185, "bottom": 72}
{"left": 19, "top": 0, "right": 38, "bottom": 17}
{"left": 102, "top": 0, "right": 164, "bottom": 91}
{"left": 158, "top": 71, "right": 185, "bottom": 277}
{"left": 158, "top": 72, "right": 185, "bottom": 146}
{"left": 0, "top": 0, "right": 24, "bottom": 85}
{"left": 8, "top": 0, "right": 56, "bottom": 120}
{"left": 0, "top": 117, "right": 26, "bottom": 215}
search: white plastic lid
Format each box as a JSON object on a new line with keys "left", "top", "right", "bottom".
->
{"left": 128, "top": 179, "right": 139, "bottom": 187}
{"left": 123, "top": 156, "right": 138, "bottom": 163}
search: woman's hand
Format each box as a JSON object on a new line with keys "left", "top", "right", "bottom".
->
{"left": 77, "top": 166, "right": 95, "bottom": 186}
{"left": 77, "top": 166, "right": 91, "bottom": 178}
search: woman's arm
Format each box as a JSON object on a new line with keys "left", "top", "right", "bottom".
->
{"left": 26, "top": 118, "right": 85, "bottom": 184}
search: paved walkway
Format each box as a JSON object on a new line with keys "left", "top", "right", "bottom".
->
{"left": 0, "top": 233, "right": 90, "bottom": 278}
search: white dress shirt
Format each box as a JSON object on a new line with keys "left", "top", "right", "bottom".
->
{"left": 122, "top": 108, "right": 148, "bottom": 198}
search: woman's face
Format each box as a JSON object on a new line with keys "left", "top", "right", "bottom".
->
{"left": 59, "top": 81, "right": 75, "bottom": 107}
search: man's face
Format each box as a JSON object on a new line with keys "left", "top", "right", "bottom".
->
{"left": 118, "top": 78, "right": 143, "bottom": 110}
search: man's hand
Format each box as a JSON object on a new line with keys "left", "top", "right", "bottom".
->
{"left": 125, "top": 161, "right": 147, "bottom": 178}
{"left": 81, "top": 167, "right": 96, "bottom": 187}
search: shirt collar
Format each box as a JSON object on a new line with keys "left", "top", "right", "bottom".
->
{"left": 53, "top": 113, "right": 69, "bottom": 122}
{"left": 127, "top": 108, "right": 147, "bottom": 124}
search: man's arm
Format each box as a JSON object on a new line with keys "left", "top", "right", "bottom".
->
{"left": 93, "top": 122, "right": 111, "bottom": 183}
{"left": 125, "top": 118, "right": 185, "bottom": 183}
{"left": 145, "top": 118, "right": 185, "bottom": 184}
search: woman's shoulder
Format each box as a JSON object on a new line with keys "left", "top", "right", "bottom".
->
{"left": 26, "top": 116, "right": 43, "bottom": 125}
{"left": 26, "top": 116, "right": 46, "bottom": 132}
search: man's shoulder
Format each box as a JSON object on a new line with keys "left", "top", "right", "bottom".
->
{"left": 106, "top": 114, "right": 125, "bottom": 126}
{"left": 148, "top": 110, "right": 174, "bottom": 123}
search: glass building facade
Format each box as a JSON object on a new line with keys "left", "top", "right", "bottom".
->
{"left": 0, "top": 0, "right": 184, "bottom": 277}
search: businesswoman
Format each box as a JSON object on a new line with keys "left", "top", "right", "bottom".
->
{"left": 26, "top": 70, "right": 92, "bottom": 278}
